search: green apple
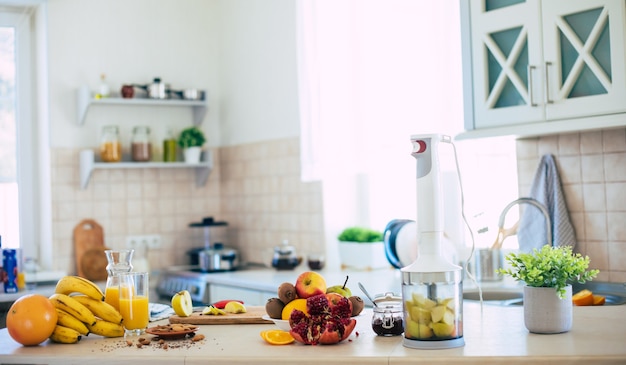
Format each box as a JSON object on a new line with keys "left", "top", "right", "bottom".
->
{"left": 325, "top": 275, "right": 352, "bottom": 297}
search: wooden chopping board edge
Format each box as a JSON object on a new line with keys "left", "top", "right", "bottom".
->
{"left": 169, "top": 306, "right": 272, "bottom": 325}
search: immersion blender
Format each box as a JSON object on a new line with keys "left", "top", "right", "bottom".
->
{"left": 401, "top": 134, "right": 464, "bottom": 349}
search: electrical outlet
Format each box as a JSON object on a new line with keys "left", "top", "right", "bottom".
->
{"left": 126, "top": 234, "right": 162, "bottom": 249}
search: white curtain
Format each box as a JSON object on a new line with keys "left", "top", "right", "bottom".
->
{"left": 297, "top": 0, "right": 464, "bottom": 183}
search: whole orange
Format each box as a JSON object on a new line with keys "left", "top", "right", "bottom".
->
{"left": 7, "top": 294, "right": 58, "bottom": 346}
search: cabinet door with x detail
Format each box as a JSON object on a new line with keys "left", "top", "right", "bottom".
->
{"left": 469, "top": 0, "right": 545, "bottom": 128}
{"left": 542, "top": 0, "right": 626, "bottom": 121}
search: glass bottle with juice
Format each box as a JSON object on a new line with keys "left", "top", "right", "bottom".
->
{"left": 104, "top": 249, "right": 134, "bottom": 311}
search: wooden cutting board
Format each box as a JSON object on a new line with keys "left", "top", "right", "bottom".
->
{"left": 73, "top": 219, "right": 108, "bottom": 281}
{"left": 169, "top": 306, "right": 272, "bottom": 325}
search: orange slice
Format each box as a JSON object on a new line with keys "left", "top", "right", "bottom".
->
{"left": 592, "top": 295, "right": 606, "bottom": 306}
{"left": 572, "top": 289, "right": 594, "bottom": 306}
{"left": 260, "top": 330, "right": 294, "bottom": 345}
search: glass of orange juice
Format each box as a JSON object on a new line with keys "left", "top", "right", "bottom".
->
{"left": 118, "top": 272, "right": 149, "bottom": 336}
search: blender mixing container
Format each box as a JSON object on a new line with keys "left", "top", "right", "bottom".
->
{"left": 401, "top": 134, "right": 464, "bottom": 349}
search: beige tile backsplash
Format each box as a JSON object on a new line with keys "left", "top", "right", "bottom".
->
{"left": 516, "top": 128, "right": 626, "bottom": 282}
{"left": 50, "top": 138, "right": 324, "bottom": 274}
{"left": 51, "top": 130, "right": 624, "bottom": 283}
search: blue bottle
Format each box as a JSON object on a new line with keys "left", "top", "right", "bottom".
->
{"left": 3, "top": 249, "right": 18, "bottom": 293}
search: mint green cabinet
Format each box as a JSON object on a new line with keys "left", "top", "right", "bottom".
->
{"left": 461, "top": 0, "right": 626, "bottom": 137}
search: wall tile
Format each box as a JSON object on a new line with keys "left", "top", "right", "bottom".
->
{"left": 558, "top": 133, "right": 580, "bottom": 156}
{"left": 608, "top": 212, "right": 626, "bottom": 241}
{"left": 581, "top": 155, "right": 605, "bottom": 183}
{"left": 582, "top": 183, "right": 606, "bottom": 212}
{"left": 603, "top": 128, "right": 626, "bottom": 153}
{"left": 604, "top": 152, "right": 626, "bottom": 181}
{"left": 605, "top": 182, "right": 626, "bottom": 211}
{"left": 580, "top": 131, "right": 603, "bottom": 154}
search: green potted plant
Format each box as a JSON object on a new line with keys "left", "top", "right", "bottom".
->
{"left": 497, "top": 245, "right": 599, "bottom": 334}
{"left": 177, "top": 127, "right": 206, "bottom": 163}
{"left": 337, "top": 226, "right": 387, "bottom": 270}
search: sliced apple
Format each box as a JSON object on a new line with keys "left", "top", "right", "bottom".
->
{"left": 171, "top": 290, "right": 193, "bottom": 317}
{"left": 432, "top": 322, "right": 455, "bottom": 337}
{"left": 411, "top": 306, "right": 432, "bottom": 325}
{"left": 430, "top": 305, "right": 447, "bottom": 323}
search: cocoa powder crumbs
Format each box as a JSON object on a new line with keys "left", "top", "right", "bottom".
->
{"left": 97, "top": 334, "right": 206, "bottom": 352}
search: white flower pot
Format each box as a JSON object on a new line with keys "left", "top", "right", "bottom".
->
{"left": 338, "top": 241, "right": 389, "bottom": 270}
{"left": 523, "top": 285, "right": 573, "bottom": 334}
{"left": 183, "top": 147, "right": 202, "bottom": 164}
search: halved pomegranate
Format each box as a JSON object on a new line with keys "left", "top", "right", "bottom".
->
{"left": 289, "top": 293, "right": 356, "bottom": 345}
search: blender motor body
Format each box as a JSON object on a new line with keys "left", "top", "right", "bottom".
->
{"left": 401, "top": 134, "right": 464, "bottom": 349}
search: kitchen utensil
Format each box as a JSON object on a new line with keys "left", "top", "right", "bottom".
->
{"left": 171, "top": 88, "right": 205, "bottom": 101}
{"left": 271, "top": 240, "right": 301, "bottom": 270}
{"left": 358, "top": 282, "right": 378, "bottom": 307}
{"left": 401, "top": 134, "right": 464, "bottom": 349}
{"left": 490, "top": 220, "right": 519, "bottom": 250}
{"left": 133, "top": 77, "right": 167, "bottom": 99}
{"left": 169, "top": 306, "right": 271, "bottom": 325}
{"left": 79, "top": 249, "right": 109, "bottom": 282}
{"left": 261, "top": 315, "right": 291, "bottom": 331}
{"left": 73, "top": 219, "right": 108, "bottom": 280}
{"left": 198, "top": 243, "right": 238, "bottom": 272}
{"left": 383, "top": 219, "right": 418, "bottom": 269}
{"left": 472, "top": 248, "right": 504, "bottom": 282}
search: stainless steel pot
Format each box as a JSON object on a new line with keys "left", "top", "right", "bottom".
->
{"left": 133, "top": 78, "right": 168, "bottom": 99}
{"left": 171, "top": 88, "right": 205, "bottom": 101}
{"left": 198, "top": 243, "right": 238, "bottom": 272}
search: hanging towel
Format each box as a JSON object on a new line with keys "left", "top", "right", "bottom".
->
{"left": 517, "top": 154, "right": 577, "bottom": 252}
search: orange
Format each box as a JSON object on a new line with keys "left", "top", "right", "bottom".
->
{"left": 281, "top": 298, "right": 307, "bottom": 320}
{"left": 592, "top": 295, "right": 606, "bottom": 306}
{"left": 572, "top": 289, "right": 594, "bottom": 306}
{"left": 260, "top": 330, "right": 294, "bottom": 345}
{"left": 7, "top": 294, "right": 58, "bottom": 346}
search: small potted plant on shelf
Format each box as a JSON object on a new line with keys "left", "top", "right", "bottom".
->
{"left": 178, "top": 126, "right": 206, "bottom": 163}
{"left": 337, "top": 226, "right": 387, "bottom": 270}
{"left": 496, "top": 245, "right": 599, "bottom": 334}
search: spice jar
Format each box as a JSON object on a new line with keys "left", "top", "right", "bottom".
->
{"left": 131, "top": 126, "right": 152, "bottom": 162}
{"left": 100, "top": 125, "right": 122, "bottom": 162}
{"left": 372, "top": 292, "right": 404, "bottom": 336}
{"left": 163, "top": 127, "right": 177, "bottom": 162}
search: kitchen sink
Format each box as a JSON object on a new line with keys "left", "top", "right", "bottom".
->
{"left": 463, "top": 281, "right": 626, "bottom": 306}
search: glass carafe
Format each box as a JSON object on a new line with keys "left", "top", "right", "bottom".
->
{"left": 104, "top": 249, "right": 134, "bottom": 311}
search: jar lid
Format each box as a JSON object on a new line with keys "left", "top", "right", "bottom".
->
{"left": 373, "top": 292, "right": 402, "bottom": 304}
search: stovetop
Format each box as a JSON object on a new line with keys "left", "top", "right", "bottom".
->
{"left": 155, "top": 265, "right": 244, "bottom": 305}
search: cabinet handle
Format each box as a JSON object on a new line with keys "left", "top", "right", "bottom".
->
{"left": 544, "top": 62, "right": 554, "bottom": 104}
{"left": 527, "top": 65, "right": 538, "bottom": 107}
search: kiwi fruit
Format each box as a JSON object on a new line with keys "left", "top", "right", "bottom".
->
{"left": 349, "top": 296, "right": 364, "bottom": 316}
{"left": 265, "top": 297, "right": 285, "bottom": 319}
{"left": 277, "top": 282, "right": 297, "bottom": 304}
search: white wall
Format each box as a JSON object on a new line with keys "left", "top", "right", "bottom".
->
{"left": 47, "top": 0, "right": 221, "bottom": 148}
{"left": 217, "top": 0, "right": 300, "bottom": 146}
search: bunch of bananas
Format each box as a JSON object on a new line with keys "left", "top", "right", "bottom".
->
{"left": 48, "top": 276, "right": 125, "bottom": 344}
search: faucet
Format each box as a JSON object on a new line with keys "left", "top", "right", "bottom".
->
{"left": 494, "top": 197, "right": 552, "bottom": 249}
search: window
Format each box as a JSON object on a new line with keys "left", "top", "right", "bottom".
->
{"left": 297, "top": 1, "right": 520, "bottom": 255}
{"left": 0, "top": 3, "right": 51, "bottom": 269}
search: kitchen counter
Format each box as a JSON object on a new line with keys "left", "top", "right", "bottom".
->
{"left": 1, "top": 302, "right": 624, "bottom": 364}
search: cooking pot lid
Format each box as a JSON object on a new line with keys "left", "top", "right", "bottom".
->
{"left": 189, "top": 216, "right": 228, "bottom": 227}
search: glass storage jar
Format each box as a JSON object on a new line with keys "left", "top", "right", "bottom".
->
{"left": 100, "top": 125, "right": 122, "bottom": 162}
{"left": 372, "top": 292, "right": 404, "bottom": 336}
{"left": 131, "top": 126, "right": 152, "bottom": 162}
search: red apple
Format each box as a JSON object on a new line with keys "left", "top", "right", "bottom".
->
{"left": 295, "top": 271, "right": 327, "bottom": 299}
{"left": 326, "top": 292, "right": 353, "bottom": 315}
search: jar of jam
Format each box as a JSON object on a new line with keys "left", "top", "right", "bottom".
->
{"left": 372, "top": 292, "right": 404, "bottom": 336}
{"left": 131, "top": 126, "right": 152, "bottom": 162}
{"left": 100, "top": 125, "right": 122, "bottom": 162}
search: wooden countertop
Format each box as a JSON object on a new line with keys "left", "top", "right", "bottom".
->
{"left": 1, "top": 301, "right": 625, "bottom": 364}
